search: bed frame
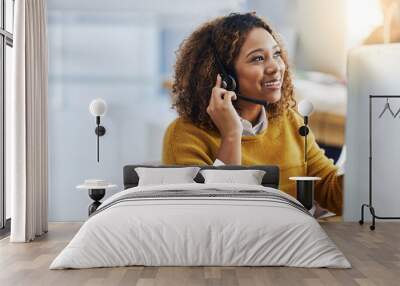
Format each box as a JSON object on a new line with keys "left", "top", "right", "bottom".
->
{"left": 123, "top": 165, "right": 280, "bottom": 189}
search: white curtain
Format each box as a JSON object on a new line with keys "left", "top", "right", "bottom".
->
{"left": 9, "top": 0, "right": 48, "bottom": 242}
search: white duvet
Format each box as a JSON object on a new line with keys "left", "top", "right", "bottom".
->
{"left": 50, "top": 183, "right": 350, "bottom": 269}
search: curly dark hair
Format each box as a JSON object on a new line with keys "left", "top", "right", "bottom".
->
{"left": 172, "top": 12, "right": 296, "bottom": 131}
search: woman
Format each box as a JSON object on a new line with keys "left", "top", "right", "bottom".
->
{"left": 162, "top": 13, "right": 343, "bottom": 215}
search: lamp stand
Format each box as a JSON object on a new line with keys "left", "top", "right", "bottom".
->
{"left": 94, "top": 116, "right": 106, "bottom": 162}
{"left": 298, "top": 116, "right": 309, "bottom": 169}
{"left": 295, "top": 116, "right": 318, "bottom": 210}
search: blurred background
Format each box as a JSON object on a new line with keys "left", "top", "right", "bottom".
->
{"left": 45, "top": 0, "right": 397, "bottom": 221}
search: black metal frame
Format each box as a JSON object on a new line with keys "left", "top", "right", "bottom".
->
{"left": 359, "top": 95, "right": 400, "bottom": 230}
{"left": 0, "top": 0, "right": 14, "bottom": 232}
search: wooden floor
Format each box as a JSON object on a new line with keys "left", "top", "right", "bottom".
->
{"left": 0, "top": 222, "right": 399, "bottom": 286}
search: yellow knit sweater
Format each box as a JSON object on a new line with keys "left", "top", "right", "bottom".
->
{"left": 162, "top": 108, "right": 343, "bottom": 214}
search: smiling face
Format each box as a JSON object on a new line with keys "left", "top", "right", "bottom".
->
{"left": 234, "top": 27, "right": 286, "bottom": 105}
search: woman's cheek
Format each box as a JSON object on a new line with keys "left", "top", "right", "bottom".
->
{"left": 279, "top": 61, "right": 286, "bottom": 76}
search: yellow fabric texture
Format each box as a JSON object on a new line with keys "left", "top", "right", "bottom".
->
{"left": 162, "top": 108, "right": 343, "bottom": 215}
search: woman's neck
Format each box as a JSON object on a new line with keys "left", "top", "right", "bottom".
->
{"left": 239, "top": 103, "right": 262, "bottom": 126}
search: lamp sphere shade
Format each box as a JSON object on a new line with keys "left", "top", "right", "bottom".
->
{"left": 298, "top": 100, "right": 314, "bottom": 116}
{"left": 89, "top": 98, "right": 107, "bottom": 116}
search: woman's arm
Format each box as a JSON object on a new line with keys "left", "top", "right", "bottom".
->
{"left": 306, "top": 131, "right": 343, "bottom": 215}
{"left": 216, "top": 134, "right": 242, "bottom": 165}
{"left": 208, "top": 74, "right": 243, "bottom": 165}
{"left": 163, "top": 75, "right": 245, "bottom": 166}
{"left": 162, "top": 117, "right": 242, "bottom": 166}
{"left": 162, "top": 119, "right": 213, "bottom": 165}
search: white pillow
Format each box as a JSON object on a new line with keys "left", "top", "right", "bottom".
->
{"left": 135, "top": 167, "right": 200, "bottom": 186}
{"left": 200, "top": 169, "right": 266, "bottom": 185}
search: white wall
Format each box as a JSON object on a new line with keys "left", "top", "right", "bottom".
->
{"left": 294, "top": 0, "right": 348, "bottom": 78}
{"left": 345, "top": 44, "right": 400, "bottom": 221}
{"left": 47, "top": 11, "right": 176, "bottom": 221}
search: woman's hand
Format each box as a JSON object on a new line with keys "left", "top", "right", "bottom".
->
{"left": 207, "top": 74, "right": 243, "bottom": 140}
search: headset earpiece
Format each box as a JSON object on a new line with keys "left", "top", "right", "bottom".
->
{"left": 212, "top": 41, "right": 238, "bottom": 92}
{"left": 227, "top": 74, "right": 237, "bottom": 91}
{"left": 221, "top": 79, "right": 227, "bottom": 89}
{"left": 221, "top": 74, "right": 237, "bottom": 92}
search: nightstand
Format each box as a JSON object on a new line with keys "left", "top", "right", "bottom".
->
{"left": 76, "top": 180, "right": 117, "bottom": 216}
{"left": 289, "top": 176, "right": 321, "bottom": 210}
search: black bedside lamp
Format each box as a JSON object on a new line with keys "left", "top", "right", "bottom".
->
{"left": 89, "top": 98, "right": 107, "bottom": 162}
{"left": 289, "top": 100, "right": 321, "bottom": 210}
{"left": 298, "top": 99, "right": 314, "bottom": 168}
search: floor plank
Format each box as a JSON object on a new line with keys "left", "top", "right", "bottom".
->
{"left": 0, "top": 222, "right": 399, "bottom": 286}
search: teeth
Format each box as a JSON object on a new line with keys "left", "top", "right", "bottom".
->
{"left": 263, "top": 80, "right": 280, "bottom": 86}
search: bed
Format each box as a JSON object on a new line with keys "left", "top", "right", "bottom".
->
{"left": 50, "top": 165, "right": 350, "bottom": 269}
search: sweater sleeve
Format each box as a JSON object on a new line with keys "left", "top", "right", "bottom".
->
{"left": 162, "top": 119, "right": 215, "bottom": 165}
{"left": 306, "top": 127, "right": 343, "bottom": 215}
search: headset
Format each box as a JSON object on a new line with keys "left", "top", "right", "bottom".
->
{"left": 211, "top": 37, "right": 269, "bottom": 108}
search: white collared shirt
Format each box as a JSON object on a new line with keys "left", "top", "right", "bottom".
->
{"left": 214, "top": 106, "right": 268, "bottom": 166}
{"left": 240, "top": 105, "right": 268, "bottom": 136}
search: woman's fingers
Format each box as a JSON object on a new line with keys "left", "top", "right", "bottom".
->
{"left": 208, "top": 74, "right": 236, "bottom": 115}
{"left": 224, "top": 91, "right": 237, "bottom": 102}
{"left": 207, "top": 75, "right": 242, "bottom": 138}
{"left": 215, "top": 73, "right": 222, "bottom": 88}
{"left": 211, "top": 77, "right": 227, "bottom": 105}
{"left": 210, "top": 88, "right": 222, "bottom": 107}
{"left": 211, "top": 89, "right": 236, "bottom": 107}
{"left": 213, "top": 74, "right": 227, "bottom": 100}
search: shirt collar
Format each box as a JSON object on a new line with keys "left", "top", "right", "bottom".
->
{"left": 240, "top": 106, "right": 268, "bottom": 136}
